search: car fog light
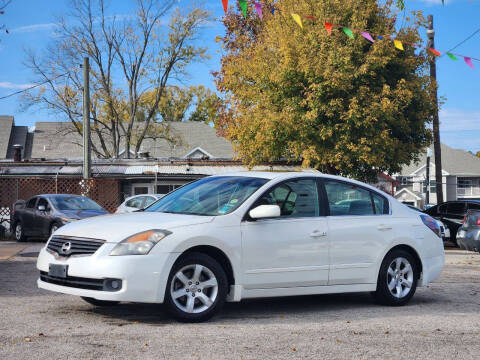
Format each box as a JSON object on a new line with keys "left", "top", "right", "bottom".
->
{"left": 103, "top": 279, "right": 122, "bottom": 292}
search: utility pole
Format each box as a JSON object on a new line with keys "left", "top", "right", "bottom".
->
{"left": 82, "top": 57, "right": 91, "bottom": 180}
{"left": 426, "top": 148, "right": 432, "bottom": 206}
{"left": 427, "top": 15, "right": 444, "bottom": 204}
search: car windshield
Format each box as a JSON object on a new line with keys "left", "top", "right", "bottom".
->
{"left": 146, "top": 176, "right": 269, "bottom": 216}
{"left": 50, "top": 196, "right": 104, "bottom": 211}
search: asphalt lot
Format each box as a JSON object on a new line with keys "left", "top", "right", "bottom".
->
{"left": 0, "top": 243, "right": 479, "bottom": 360}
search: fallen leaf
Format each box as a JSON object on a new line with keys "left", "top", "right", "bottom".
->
{"left": 38, "top": 333, "right": 45, "bottom": 337}
{"left": 346, "top": 321, "right": 351, "bottom": 323}
{"left": 436, "top": 329, "right": 441, "bottom": 332}
{"left": 292, "top": 348, "right": 297, "bottom": 351}
{"left": 279, "top": 314, "right": 285, "bottom": 318}
{"left": 336, "top": 339, "right": 342, "bottom": 343}
{"left": 24, "top": 337, "right": 32, "bottom": 342}
{"left": 143, "top": 343, "right": 148, "bottom": 347}
{"left": 384, "top": 331, "right": 390, "bottom": 334}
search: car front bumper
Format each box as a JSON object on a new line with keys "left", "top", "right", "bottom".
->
{"left": 36, "top": 244, "right": 177, "bottom": 303}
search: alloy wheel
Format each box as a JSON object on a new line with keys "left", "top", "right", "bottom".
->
{"left": 170, "top": 264, "right": 218, "bottom": 314}
{"left": 15, "top": 224, "right": 22, "bottom": 241}
{"left": 387, "top": 257, "right": 414, "bottom": 299}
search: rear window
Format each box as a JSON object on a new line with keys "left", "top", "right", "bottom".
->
{"left": 447, "top": 202, "right": 466, "bottom": 215}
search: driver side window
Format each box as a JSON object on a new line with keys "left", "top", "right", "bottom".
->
{"left": 255, "top": 179, "right": 319, "bottom": 218}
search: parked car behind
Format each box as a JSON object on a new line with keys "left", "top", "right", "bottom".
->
{"left": 12, "top": 194, "right": 108, "bottom": 241}
{"left": 406, "top": 205, "right": 450, "bottom": 240}
{"left": 457, "top": 210, "right": 480, "bottom": 253}
{"left": 424, "top": 200, "right": 480, "bottom": 245}
{"left": 37, "top": 172, "right": 444, "bottom": 322}
{"left": 115, "top": 194, "right": 163, "bottom": 213}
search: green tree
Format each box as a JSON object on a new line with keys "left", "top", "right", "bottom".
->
{"left": 215, "top": 0, "right": 434, "bottom": 181}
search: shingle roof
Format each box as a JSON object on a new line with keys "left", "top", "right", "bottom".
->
{"left": 30, "top": 121, "right": 234, "bottom": 159}
{"left": 399, "top": 143, "right": 480, "bottom": 176}
{"left": 0, "top": 116, "right": 14, "bottom": 159}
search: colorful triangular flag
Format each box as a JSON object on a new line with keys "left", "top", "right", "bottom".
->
{"left": 447, "top": 53, "right": 458, "bottom": 61}
{"left": 343, "top": 27, "right": 354, "bottom": 39}
{"left": 324, "top": 22, "right": 333, "bottom": 35}
{"left": 428, "top": 48, "right": 441, "bottom": 56}
{"left": 239, "top": 0, "right": 247, "bottom": 19}
{"left": 464, "top": 56, "right": 474, "bottom": 69}
{"left": 291, "top": 13, "right": 303, "bottom": 29}
{"left": 361, "top": 31, "right": 374, "bottom": 43}
{"left": 221, "top": 0, "right": 228, "bottom": 15}
{"left": 254, "top": 2, "right": 262, "bottom": 19}
{"left": 394, "top": 40, "right": 404, "bottom": 50}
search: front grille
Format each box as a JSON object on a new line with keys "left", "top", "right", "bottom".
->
{"left": 40, "top": 271, "right": 105, "bottom": 290}
{"left": 47, "top": 236, "right": 105, "bottom": 257}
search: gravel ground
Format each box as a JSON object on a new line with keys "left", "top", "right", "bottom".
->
{"left": 0, "top": 245, "right": 479, "bottom": 360}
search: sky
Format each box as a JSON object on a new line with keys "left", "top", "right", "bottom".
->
{"left": 0, "top": 0, "right": 479, "bottom": 153}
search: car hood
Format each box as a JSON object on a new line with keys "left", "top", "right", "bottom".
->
{"left": 60, "top": 209, "right": 108, "bottom": 219}
{"left": 54, "top": 212, "right": 215, "bottom": 242}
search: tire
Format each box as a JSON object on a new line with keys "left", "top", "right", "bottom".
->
{"left": 81, "top": 297, "right": 120, "bottom": 307}
{"left": 373, "top": 249, "right": 419, "bottom": 306}
{"left": 13, "top": 222, "right": 26, "bottom": 242}
{"left": 164, "top": 252, "right": 228, "bottom": 323}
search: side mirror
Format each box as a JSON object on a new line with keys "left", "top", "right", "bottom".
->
{"left": 249, "top": 205, "right": 281, "bottom": 220}
{"left": 38, "top": 205, "right": 46, "bottom": 211}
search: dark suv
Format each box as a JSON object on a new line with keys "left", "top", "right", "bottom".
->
{"left": 424, "top": 200, "right": 480, "bottom": 245}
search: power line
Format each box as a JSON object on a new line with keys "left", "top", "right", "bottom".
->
{"left": 442, "top": 26, "right": 480, "bottom": 57}
{"left": 0, "top": 71, "right": 71, "bottom": 100}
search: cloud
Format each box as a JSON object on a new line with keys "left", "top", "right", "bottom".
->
{"left": 439, "top": 108, "right": 480, "bottom": 152}
{"left": 9, "top": 23, "right": 59, "bottom": 33}
{"left": 0, "top": 82, "right": 34, "bottom": 89}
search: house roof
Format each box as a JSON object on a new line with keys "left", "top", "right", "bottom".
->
{"left": 30, "top": 121, "right": 234, "bottom": 160}
{"left": 399, "top": 143, "right": 480, "bottom": 176}
{"left": 0, "top": 115, "right": 14, "bottom": 159}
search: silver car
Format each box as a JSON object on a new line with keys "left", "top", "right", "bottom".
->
{"left": 457, "top": 210, "right": 480, "bottom": 253}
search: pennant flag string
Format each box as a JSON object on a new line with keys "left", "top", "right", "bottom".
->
{"left": 291, "top": 13, "right": 303, "bottom": 29}
{"left": 254, "top": 2, "right": 263, "bottom": 20}
{"left": 217, "top": 1, "right": 480, "bottom": 69}
{"left": 394, "top": 40, "right": 404, "bottom": 50}
{"left": 239, "top": 0, "right": 247, "bottom": 19}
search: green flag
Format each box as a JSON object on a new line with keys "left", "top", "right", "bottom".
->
{"left": 447, "top": 53, "right": 458, "bottom": 61}
{"left": 343, "top": 27, "right": 354, "bottom": 39}
{"left": 239, "top": 0, "right": 247, "bottom": 19}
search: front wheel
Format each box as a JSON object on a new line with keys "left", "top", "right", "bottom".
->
{"left": 81, "top": 297, "right": 119, "bottom": 307}
{"left": 373, "top": 249, "right": 418, "bottom": 306}
{"left": 164, "top": 252, "right": 228, "bottom": 322}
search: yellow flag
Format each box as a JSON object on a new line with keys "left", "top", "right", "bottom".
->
{"left": 291, "top": 13, "right": 303, "bottom": 29}
{"left": 394, "top": 40, "right": 404, "bottom": 50}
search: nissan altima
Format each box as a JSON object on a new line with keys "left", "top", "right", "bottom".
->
{"left": 37, "top": 172, "right": 444, "bottom": 322}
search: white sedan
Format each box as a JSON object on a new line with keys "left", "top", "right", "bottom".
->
{"left": 115, "top": 194, "right": 163, "bottom": 213}
{"left": 37, "top": 172, "right": 444, "bottom": 322}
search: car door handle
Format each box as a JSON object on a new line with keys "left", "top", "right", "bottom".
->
{"left": 310, "top": 230, "right": 327, "bottom": 238}
{"left": 377, "top": 224, "right": 392, "bottom": 231}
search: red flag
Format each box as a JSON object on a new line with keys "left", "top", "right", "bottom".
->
{"left": 221, "top": 0, "right": 228, "bottom": 15}
{"left": 324, "top": 22, "right": 333, "bottom": 35}
{"left": 428, "top": 48, "right": 441, "bottom": 56}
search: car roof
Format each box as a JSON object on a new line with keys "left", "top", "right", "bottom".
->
{"left": 35, "top": 194, "right": 86, "bottom": 198}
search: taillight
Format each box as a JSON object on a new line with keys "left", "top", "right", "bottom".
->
{"left": 462, "top": 215, "right": 467, "bottom": 224}
{"left": 476, "top": 217, "right": 480, "bottom": 226}
{"left": 420, "top": 215, "right": 441, "bottom": 238}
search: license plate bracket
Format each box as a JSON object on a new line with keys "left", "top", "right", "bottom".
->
{"left": 48, "top": 264, "right": 68, "bottom": 278}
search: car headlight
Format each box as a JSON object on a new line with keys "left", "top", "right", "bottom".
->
{"left": 109, "top": 229, "right": 172, "bottom": 256}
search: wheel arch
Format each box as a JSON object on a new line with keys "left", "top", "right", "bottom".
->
{"left": 383, "top": 244, "right": 423, "bottom": 279}
{"left": 176, "top": 245, "right": 236, "bottom": 287}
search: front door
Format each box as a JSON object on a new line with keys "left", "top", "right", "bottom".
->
{"left": 241, "top": 178, "right": 329, "bottom": 289}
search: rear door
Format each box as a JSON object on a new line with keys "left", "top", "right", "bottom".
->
{"left": 22, "top": 197, "right": 38, "bottom": 235}
{"left": 323, "top": 179, "right": 394, "bottom": 285}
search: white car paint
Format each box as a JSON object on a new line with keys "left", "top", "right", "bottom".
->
{"left": 115, "top": 194, "right": 163, "bottom": 213}
{"left": 37, "top": 172, "right": 444, "bottom": 307}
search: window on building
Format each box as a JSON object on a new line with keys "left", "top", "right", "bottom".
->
{"left": 458, "top": 179, "right": 472, "bottom": 189}
{"left": 133, "top": 187, "right": 149, "bottom": 195}
{"left": 156, "top": 184, "right": 181, "bottom": 195}
{"left": 400, "top": 176, "right": 412, "bottom": 186}
{"left": 422, "top": 180, "right": 437, "bottom": 194}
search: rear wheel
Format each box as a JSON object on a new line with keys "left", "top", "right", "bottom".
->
{"left": 373, "top": 249, "right": 418, "bottom": 306}
{"left": 164, "top": 252, "right": 228, "bottom": 322}
{"left": 81, "top": 297, "right": 119, "bottom": 307}
{"left": 14, "top": 222, "right": 26, "bottom": 242}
